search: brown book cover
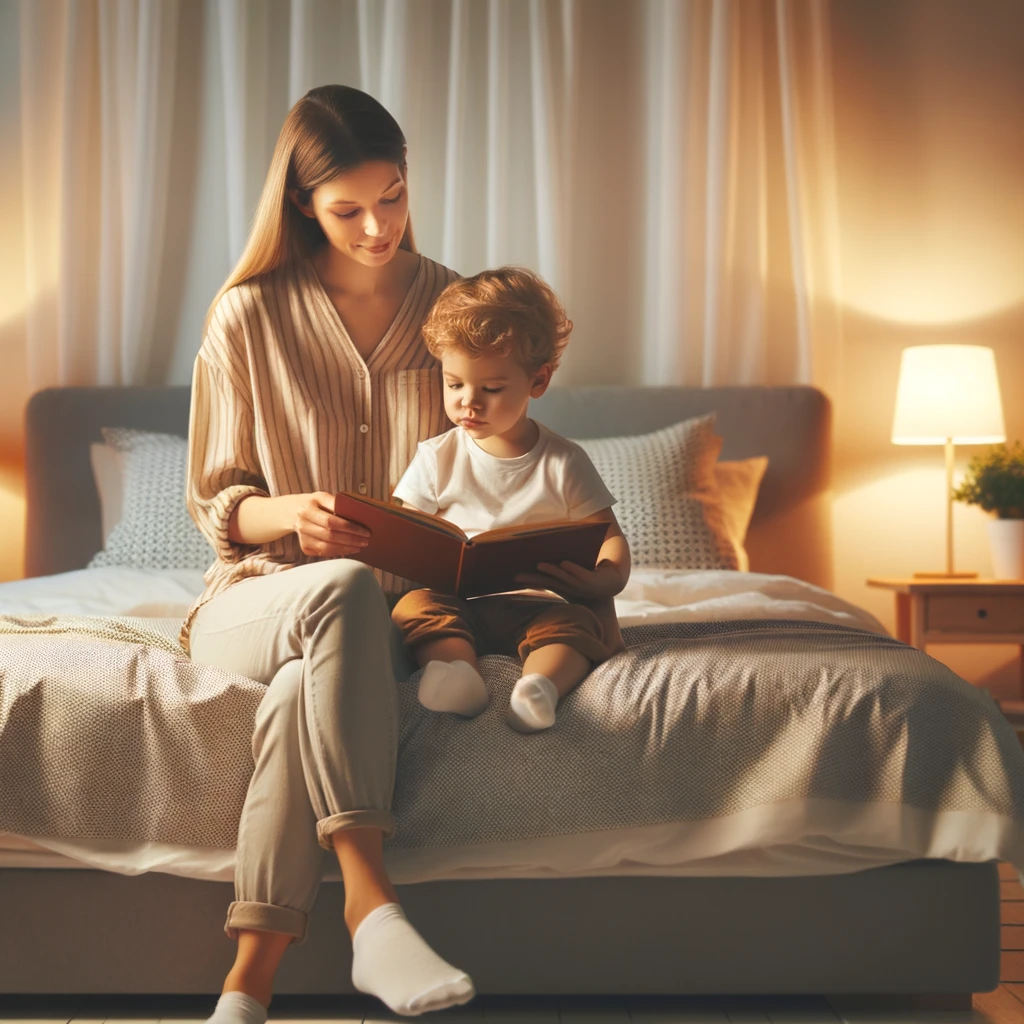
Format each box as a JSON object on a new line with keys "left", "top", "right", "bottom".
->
{"left": 333, "top": 491, "right": 610, "bottom": 598}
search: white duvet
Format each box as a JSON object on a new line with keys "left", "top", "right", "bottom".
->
{"left": 0, "top": 565, "right": 207, "bottom": 619}
{"left": 0, "top": 564, "right": 888, "bottom": 635}
{"left": 0, "top": 564, "right": 901, "bottom": 883}
{"left": 614, "top": 568, "right": 887, "bottom": 635}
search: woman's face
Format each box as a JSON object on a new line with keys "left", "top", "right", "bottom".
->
{"left": 299, "top": 160, "right": 409, "bottom": 267}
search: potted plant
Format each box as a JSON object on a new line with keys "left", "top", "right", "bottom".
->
{"left": 954, "top": 441, "right": 1024, "bottom": 579}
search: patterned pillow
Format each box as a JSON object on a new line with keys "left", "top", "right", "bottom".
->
{"left": 88, "top": 428, "right": 215, "bottom": 571}
{"left": 572, "top": 415, "right": 739, "bottom": 570}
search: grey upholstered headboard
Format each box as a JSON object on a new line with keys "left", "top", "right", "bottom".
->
{"left": 24, "top": 385, "right": 832, "bottom": 588}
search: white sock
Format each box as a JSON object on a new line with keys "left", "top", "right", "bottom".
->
{"left": 507, "top": 673, "right": 559, "bottom": 733}
{"left": 417, "top": 659, "right": 488, "bottom": 717}
{"left": 206, "top": 991, "right": 267, "bottom": 1024}
{"left": 351, "top": 902, "right": 475, "bottom": 1016}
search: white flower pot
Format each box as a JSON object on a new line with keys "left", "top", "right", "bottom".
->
{"left": 987, "top": 518, "right": 1024, "bottom": 580}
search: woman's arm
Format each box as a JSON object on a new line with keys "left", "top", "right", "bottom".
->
{"left": 227, "top": 494, "right": 300, "bottom": 544}
{"left": 230, "top": 491, "right": 370, "bottom": 558}
{"left": 188, "top": 352, "right": 370, "bottom": 560}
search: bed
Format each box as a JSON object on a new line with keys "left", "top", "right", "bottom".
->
{"left": 0, "top": 383, "right": 1018, "bottom": 1002}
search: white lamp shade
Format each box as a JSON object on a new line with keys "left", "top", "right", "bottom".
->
{"left": 891, "top": 344, "right": 1006, "bottom": 445}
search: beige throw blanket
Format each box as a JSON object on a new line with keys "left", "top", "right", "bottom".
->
{"left": 2, "top": 615, "right": 1024, "bottom": 872}
{"left": 0, "top": 615, "right": 263, "bottom": 847}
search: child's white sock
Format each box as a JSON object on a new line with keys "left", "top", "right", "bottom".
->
{"left": 206, "top": 991, "right": 267, "bottom": 1024}
{"left": 351, "top": 902, "right": 475, "bottom": 1016}
{"left": 507, "top": 673, "right": 559, "bottom": 732}
{"left": 417, "top": 659, "right": 489, "bottom": 717}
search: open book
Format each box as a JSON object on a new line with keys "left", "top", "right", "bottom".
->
{"left": 333, "top": 491, "right": 610, "bottom": 598}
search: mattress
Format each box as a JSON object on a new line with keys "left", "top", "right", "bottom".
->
{"left": 0, "top": 822, "right": 918, "bottom": 882}
{"left": 2, "top": 565, "right": 1020, "bottom": 887}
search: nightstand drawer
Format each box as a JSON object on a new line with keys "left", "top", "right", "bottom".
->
{"left": 927, "top": 595, "right": 1024, "bottom": 633}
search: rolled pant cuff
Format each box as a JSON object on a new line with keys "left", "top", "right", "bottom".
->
{"left": 317, "top": 808, "right": 396, "bottom": 850}
{"left": 225, "top": 900, "right": 307, "bottom": 943}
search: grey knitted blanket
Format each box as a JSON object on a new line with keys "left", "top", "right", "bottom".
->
{"left": 1, "top": 616, "right": 1022, "bottom": 864}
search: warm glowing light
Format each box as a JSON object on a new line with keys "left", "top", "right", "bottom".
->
{"left": 833, "top": 464, "right": 997, "bottom": 594}
{"left": 0, "top": 466, "right": 26, "bottom": 583}
{"left": 891, "top": 345, "right": 1006, "bottom": 445}
{"left": 842, "top": 243, "right": 1024, "bottom": 326}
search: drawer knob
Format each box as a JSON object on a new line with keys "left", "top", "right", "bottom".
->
{"left": 977, "top": 608, "right": 988, "bottom": 619}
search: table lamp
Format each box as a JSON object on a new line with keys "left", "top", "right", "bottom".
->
{"left": 891, "top": 344, "right": 1006, "bottom": 578}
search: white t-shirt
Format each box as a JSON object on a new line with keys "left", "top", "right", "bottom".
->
{"left": 392, "top": 420, "right": 616, "bottom": 538}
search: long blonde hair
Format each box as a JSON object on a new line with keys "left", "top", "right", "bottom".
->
{"left": 206, "top": 85, "right": 416, "bottom": 328}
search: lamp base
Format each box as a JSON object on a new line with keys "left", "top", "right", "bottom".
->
{"left": 912, "top": 570, "right": 979, "bottom": 580}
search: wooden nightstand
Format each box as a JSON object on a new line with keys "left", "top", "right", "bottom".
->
{"left": 867, "top": 577, "right": 1024, "bottom": 697}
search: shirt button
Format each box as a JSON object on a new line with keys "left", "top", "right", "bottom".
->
{"left": 358, "top": 483, "right": 367, "bottom": 494}
{"left": 359, "top": 423, "right": 369, "bottom": 433}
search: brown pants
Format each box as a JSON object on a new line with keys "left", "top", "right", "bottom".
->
{"left": 392, "top": 589, "right": 610, "bottom": 665}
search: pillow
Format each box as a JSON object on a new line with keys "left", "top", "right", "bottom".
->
{"left": 89, "top": 442, "right": 124, "bottom": 543}
{"left": 88, "top": 428, "right": 215, "bottom": 571}
{"left": 573, "top": 415, "right": 739, "bottom": 570}
{"left": 714, "top": 456, "right": 769, "bottom": 572}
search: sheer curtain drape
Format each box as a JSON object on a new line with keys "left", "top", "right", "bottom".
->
{"left": 15, "top": 0, "right": 842, "bottom": 393}
{"left": 19, "top": 0, "right": 181, "bottom": 387}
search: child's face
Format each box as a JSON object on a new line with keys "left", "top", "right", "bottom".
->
{"left": 441, "top": 349, "right": 551, "bottom": 441}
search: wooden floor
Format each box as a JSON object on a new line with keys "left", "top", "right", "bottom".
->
{"left": 0, "top": 992, "right": 1015, "bottom": 1024}
{"left": 3, "top": 862, "right": 1023, "bottom": 1024}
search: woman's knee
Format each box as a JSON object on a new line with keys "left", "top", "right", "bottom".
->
{"left": 299, "top": 559, "right": 387, "bottom": 617}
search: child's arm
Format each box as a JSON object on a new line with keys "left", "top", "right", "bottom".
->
{"left": 592, "top": 508, "right": 631, "bottom": 592}
{"left": 515, "top": 507, "right": 629, "bottom": 655}
{"left": 514, "top": 507, "right": 631, "bottom": 603}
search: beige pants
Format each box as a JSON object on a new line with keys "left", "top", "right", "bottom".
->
{"left": 189, "top": 559, "right": 411, "bottom": 943}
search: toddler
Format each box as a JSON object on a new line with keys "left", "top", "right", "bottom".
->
{"left": 391, "top": 267, "right": 631, "bottom": 732}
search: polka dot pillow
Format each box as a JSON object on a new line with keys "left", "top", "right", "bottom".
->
{"left": 572, "top": 415, "right": 739, "bottom": 570}
{"left": 88, "top": 428, "right": 215, "bottom": 571}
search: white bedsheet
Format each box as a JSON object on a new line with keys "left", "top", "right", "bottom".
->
{"left": 0, "top": 565, "right": 899, "bottom": 883}
{"left": 0, "top": 564, "right": 889, "bottom": 635}
{"left": 0, "top": 565, "right": 206, "bottom": 618}
{"left": 0, "top": 818, "right": 918, "bottom": 882}
{"left": 614, "top": 568, "right": 888, "bottom": 635}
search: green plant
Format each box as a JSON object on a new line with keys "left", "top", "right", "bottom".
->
{"left": 953, "top": 442, "right": 1024, "bottom": 519}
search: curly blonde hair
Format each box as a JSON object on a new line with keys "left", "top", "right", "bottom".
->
{"left": 422, "top": 266, "right": 573, "bottom": 373}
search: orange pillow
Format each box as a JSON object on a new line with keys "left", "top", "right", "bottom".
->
{"left": 714, "top": 457, "right": 769, "bottom": 571}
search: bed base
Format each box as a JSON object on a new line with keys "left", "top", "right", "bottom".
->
{"left": 2, "top": 860, "right": 998, "bottom": 996}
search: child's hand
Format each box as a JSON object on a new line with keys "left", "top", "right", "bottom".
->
{"left": 515, "top": 559, "right": 626, "bottom": 603}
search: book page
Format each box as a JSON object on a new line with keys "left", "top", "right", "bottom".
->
{"left": 470, "top": 518, "right": 600, "bottom": 544}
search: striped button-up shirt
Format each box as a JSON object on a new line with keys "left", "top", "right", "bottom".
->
{"left": 181, "top": 253, "right": 457, "bottom": 651}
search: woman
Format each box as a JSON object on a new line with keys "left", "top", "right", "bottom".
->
{"left": 184, "top": 85, "right": 473, "bottom": 1021}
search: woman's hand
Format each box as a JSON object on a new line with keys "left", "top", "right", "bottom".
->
{"left": 514, "top": 558, "right": 627, "bottom": 604}
{"left": 293, "top": 491, "right": 372, "bottom": 558}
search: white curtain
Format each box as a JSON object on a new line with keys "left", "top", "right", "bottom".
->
{"left": 13, "top": 0, "right": 843, "bottom": 394}
{"left": 19, "top": 0, "right": 181, "bottom": 388}
{"left": 636, "top": 0, "right": 843, "bottom": 390}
